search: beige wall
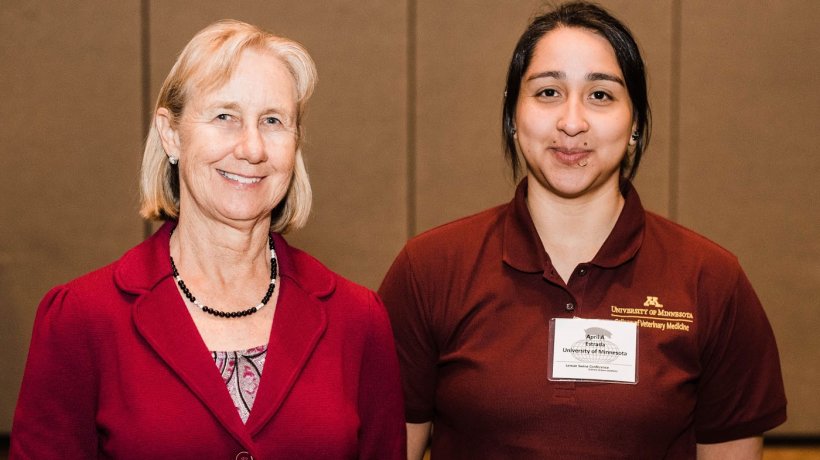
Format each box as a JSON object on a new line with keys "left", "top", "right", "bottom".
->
{"left": 1, "top": 0, "right": 817, "bottom": 435}
{"left": 0, "top": 0, "right": 145, "bottom": 434}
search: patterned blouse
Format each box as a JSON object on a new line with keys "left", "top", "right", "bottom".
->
{"left": 212, "top": 345, "right": 268, "bottom": 423}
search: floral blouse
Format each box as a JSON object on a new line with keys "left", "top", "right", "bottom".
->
{"left": 212, "top": 345, "right": 267, "bottom": 423}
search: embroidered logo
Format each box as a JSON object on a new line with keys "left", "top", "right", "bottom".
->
{"left": 609, "top": 296, "right": 694, "bottom": 333}
{"left": 643, "top": 296, "right": 663, "bottom": 308}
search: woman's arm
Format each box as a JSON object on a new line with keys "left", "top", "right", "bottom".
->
{"left": 11, "top": 287, "right": 99, "bottom": 458}
{"left": 697, "top": 436, "right": 762, "bottom": 459}
{"left": 379, "top": 247, "right": 440, "bottom": 460}
{"left": 357, "top": 292, "right": 407, "bottom": 460}
{"left": 407, "top": 422, "right": 432, "bottom": 460}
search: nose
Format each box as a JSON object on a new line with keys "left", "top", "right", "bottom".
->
{"left": 236, "top": 123, "right": 267, "bottom": 164}
{"left": 556, "top": 99, "right": 589, "bottom": 137}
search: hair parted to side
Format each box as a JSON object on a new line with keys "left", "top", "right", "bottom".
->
{"left": 502, "top": 1, "right": 651, "bottom": 182}
{"left": 139, "top": 19, "right": 318, "bottom": 233}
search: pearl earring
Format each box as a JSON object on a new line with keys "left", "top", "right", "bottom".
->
{"left": 169, "top": 156, "right": 179, "bottom": 165}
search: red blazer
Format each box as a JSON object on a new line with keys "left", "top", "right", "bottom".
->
{"left": 12, "top": 222, "right": 406, "bottom": 459}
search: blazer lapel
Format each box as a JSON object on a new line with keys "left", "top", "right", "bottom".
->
{"left": 133, "top": 279, "right": 257, "bottom": 449}
{"left": 245, "top": 236, "right": 329, "bottom": 435}
{"left": 118, "top": 222, "right": 256, "bottom": 449}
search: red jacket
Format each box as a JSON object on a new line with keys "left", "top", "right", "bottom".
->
{"left": 12, "top": 222, "right": 406, "bottom": 459}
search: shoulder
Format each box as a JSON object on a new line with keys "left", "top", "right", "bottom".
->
{"left": 63, "top": 261, "right": 120, "bottom": 297}
{"left": 35, "top": 228, "right": 164, "bottom": 327}
{"left": 644, "top": 211, "right": 740, "bottom": 266}
{"left": 404, "top": 203, "right": 507, "bottom": 261}
{"left": 642, "top": 211, "right": 745, "bottom": 291}
{"left": 379, "top": 203, "right": 509, "bottom": 306}
{"left": 281, "top": 240, "right": 396, "bottom": 349}
{"left": 278, "top": 236, "right": 380, "bottom": 313}
{"left": 43, "top": 253, "right": 128, "bottom": 312}
{"left": 32, "top": 259, "right": 128, "bottom": 351}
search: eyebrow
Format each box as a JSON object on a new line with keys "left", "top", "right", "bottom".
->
{"left": 209, "top": 101, "right": 242, "bottom": 111}
{"left": 587, "top": 72, "right": 625, "bottom": 87}
{"left": 527, "top": 70, "right": 566, "bottom": 81}
{"left": 526, "top": 70, "right": 625, "bottom": 87}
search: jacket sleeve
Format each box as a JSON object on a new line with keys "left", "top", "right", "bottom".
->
{"left": 356, "top": 291, "right": 407, "bottom": 460}
{"left": 11, "top": 286, "right": 100, "bottom": 459}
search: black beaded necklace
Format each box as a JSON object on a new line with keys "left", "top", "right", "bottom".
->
{"left": 169, "top": 233, "right": 278, "bottom": 319}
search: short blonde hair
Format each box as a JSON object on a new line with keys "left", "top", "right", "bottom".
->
{"left": 139, "top": 20, "right": 317, "bottom": 233}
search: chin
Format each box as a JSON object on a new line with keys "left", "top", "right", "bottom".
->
{"left": 532, "top": 170, "right": 593, "bottom": 197}
{"left": 548, "top": 185, "right": 592, "bottom": 200}
{"left": 214, "top": 205, "right": 273, "bottom": 224}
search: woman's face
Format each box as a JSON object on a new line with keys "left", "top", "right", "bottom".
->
{"left": 514, "top": 27, "right": 635, "bottom": 200}
{"left": 162, "top": 48, "right": 298, "bottom": 228}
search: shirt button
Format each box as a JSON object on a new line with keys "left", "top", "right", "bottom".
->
{"left": 577, "top": 267, "right": 587, "bottom": 276}
{"left": 565, "top": 303, "right": 575, "bottom": 312}
{"left": 235, "top": 452, "right": 253, "bottom": 460}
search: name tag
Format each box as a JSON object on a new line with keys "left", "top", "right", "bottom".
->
{"left": 548, "top": 318, "right": 639, "bottom": 384}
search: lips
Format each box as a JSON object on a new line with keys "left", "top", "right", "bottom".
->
{"left": 218, "top": 169, "right": 262, "bottom": 184}
{"left": 549, "top": 147, "right": 592, "bottom": 165}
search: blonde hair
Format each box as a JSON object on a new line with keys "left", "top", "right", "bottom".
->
{"left": 139, "top": 20, "right": 317, "bottom": 233}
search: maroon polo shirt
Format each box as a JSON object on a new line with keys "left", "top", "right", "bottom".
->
{"left": 379, "top": 179, "right": 786, "bottom": 459}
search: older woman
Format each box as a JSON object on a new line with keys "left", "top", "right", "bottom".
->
{"left": 12, "top": 20, "right": 405, "bottom": 459}
{"left": 379, "top": 2, "right": 786, "bottom": 459}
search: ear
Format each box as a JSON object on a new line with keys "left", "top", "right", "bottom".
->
{"left": 155, "top": 108, "right": 182, "bottom": 157}
{"left": 629, "top": 120, "right": 639, "bottom": 146}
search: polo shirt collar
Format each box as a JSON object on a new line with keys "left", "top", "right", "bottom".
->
{"left": 502, "top": 178, "right": 645, "bottom": 274}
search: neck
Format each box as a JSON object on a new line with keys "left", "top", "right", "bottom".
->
{"left": 170, "top": 214, "right": 273, "bottom": 288}
{"left": 527, "top": 177, "right": 625, "bottom": 282}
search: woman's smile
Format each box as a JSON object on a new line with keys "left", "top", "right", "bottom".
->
{"left": 217, "top": 169, "right": 264, "bottom": 185}
{"left": 548, "top": 145, "right": 593, "bottom": 166}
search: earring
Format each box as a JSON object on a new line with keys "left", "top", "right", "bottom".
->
{"left": 511, "top": 127, "right": 517, "bottom": 136}
{"left": 631, "top": 132, "right": 639, "bottom": 141}
{"left": 168, "top": 156, "right": 179, "bottom": 165}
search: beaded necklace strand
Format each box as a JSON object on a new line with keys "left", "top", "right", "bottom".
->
{"left": 169, "top": 233, "right": 277, "bottom": 318}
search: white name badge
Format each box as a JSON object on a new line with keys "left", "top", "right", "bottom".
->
{"left": 548, "top": 318, "right": 639, "bottom": 384}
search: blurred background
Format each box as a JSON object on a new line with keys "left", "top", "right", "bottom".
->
{"left": 1, "top": 0, "right": 818, "bottom": 453}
